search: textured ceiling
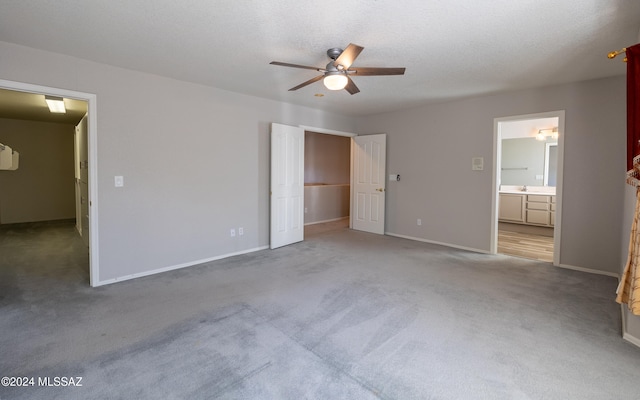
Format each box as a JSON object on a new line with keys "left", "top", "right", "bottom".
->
{"left": 0, "top": 1, "right": 639, "bottom": 117}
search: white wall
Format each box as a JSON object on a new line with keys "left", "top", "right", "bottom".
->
{"left": 0, "top": 41, "right": 356, "bottom": 283}
{"left": 0, "top": 118, "right": 76, "bottom": 224}
{"left": 356, "top": 76, "right": 626, "bottom": 274}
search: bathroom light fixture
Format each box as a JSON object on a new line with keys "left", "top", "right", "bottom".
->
{"left": 535, "top": 127, "right": 559, "bottom": 141}
{"left": 323, "top": 72, "right": 348, "bottom": 90}
{"left": 45, "top": 95, "right": 66, "bottom": 113}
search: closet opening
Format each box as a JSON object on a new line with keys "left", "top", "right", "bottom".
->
{"left": 303, "top": 130, "right": 351, "bottom": 234}
{"left": 0, "top": 80, "right": 99, "bottom": 285}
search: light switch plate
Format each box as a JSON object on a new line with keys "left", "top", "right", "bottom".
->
{"left": 114, "top": 176, "right": 124, "bottom": 187}
{"left": 472, "top": 157, "right": 484, "bottom": 171}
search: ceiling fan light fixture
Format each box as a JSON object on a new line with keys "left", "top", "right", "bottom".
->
{"left": 270, "top": 43, "right": 405, "bottom": 94}
{"left": 45, "top": 95, "right": 66, "bottom": 113}
{"left": 323, "top": 73, "right": 348, "bottom": 90}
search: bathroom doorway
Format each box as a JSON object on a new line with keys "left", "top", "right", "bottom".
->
{"left": 492, "top": 111, "right": 565, "bottom": 264}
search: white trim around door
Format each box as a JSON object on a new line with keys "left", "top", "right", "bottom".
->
{"left": 492, "top": 110, "right": 565, "bottom": 266}
{"left": 0, "top": 79, "right": 100, "bottom": 286}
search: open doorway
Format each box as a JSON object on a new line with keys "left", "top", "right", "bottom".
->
{"left": 492, "top": 111, "right": 565, "bottom": 264}
{"left": 0, "top": 80, "right": 99, "bottom": 285}
{"left": 270, "top": 124, "right": 386, "bottom": 247}
{"left": 303, "top": 130, "right": 351, "bottom": 231}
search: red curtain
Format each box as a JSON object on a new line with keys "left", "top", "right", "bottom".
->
{"left": 628, "top": 45, "right": 640, "bottom": 173}
{"left": 619, "top": 44, "right": 640, "bottom": 314}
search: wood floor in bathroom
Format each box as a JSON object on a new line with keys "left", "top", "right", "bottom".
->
{"left": 498, "top": 230, "right": 554, "bottom": 263}
{"left": 307, "top": 219, "right": 555, "bottom": 263}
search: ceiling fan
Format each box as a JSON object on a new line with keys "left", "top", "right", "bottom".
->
{"left": 270, "top": 43, "right": 406, "bottom": 95}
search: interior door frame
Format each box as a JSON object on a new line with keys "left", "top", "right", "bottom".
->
{"left": 491, "top": 110, "right": 565, "bottom": 265}
{"left": 0, "top": 79, "right": 100, "bottom": 286}
{"left": 298, "top": 125, "right": 357, "bottom": 229}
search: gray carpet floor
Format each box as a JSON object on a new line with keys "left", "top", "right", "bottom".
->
{"left": 1, "top": 219, "right": 640, "bottom": 399}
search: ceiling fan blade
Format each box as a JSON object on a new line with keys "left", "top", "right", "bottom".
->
{"left": 334, "top": 43, "right": 364, "bottom": 70}
{"left": 288, "top": 75, "right": 324, "bottom": 91}
{"left": 344, "top": 76, "right": 360, "bottom": 95}
{"left": 270, "top": 61, "right": 324, "bottom": 72}
{"left": 349, "top": 67, "right": 406, "bottom": 76}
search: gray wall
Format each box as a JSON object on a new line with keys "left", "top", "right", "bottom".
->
{"left": 304, "top": 132, "right": 350, "bottom": 184}
{"left": 0, "top": 118, "right": 75, "bottom": 224}
{"left": 304, "top": 184, "right": 350, "bottom": 224}
{"left": 0, "top": 41, "right": 356, "bottom": 283}
{"left": 356, "top": 76, "right": 626, "bottom": 274}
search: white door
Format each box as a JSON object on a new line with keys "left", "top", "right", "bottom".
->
{"left": 270, "top": 123, "right": 304, "bottom": 249}
{"left": 352, "top": 134, "right": 386, "bottom": 234}
{"left": 75, "top": 114, "right": 90, "bottom": 247}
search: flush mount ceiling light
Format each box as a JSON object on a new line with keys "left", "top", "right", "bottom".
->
{"left": 45, "top": 95, "right": 66, "bottom": 113}
{"left": 535, "top": 127, "right": 559, "bottom": 141}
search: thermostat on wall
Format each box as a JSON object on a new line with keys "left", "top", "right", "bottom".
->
{"left": 472, "top": 157, "right": 484, "bottom": 171}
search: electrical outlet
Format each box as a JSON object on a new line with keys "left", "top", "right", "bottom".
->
{"left": 238, "top": 227, "right": 244, "bottom": 236}
{"left": 230, "top": 229, "right": 236, "bottom": 237}
{"left": 417, "top": 219, "right": 422, "bottom": 226}
{"left": 114, "top": 176, "right": 124, "bottom": 187}
{"left": 304, "top": 207, "right": 308, "bottom": 213}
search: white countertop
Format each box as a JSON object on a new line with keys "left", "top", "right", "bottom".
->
{"left": 499, "top": 185, "right": 556, "bottom": 196}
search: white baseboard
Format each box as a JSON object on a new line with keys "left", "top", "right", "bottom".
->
{"left": 304, "top": 216, "right": 349, "bottom": 226}
{"left": 623, "top": 331, "right": 640, "bottom": 348}
{"left": 555, "top": 263, "right": 619, "bottom": 278}
{"left": 385, "top": 232, "right": 490, "bottom": 254}
{"left": 620, "top": 299, "right": 640, "bottom": 349}
{"left": 385, "top": 233, "right": 621, "bottom": 278}
{"left": 93, "top": 245, "right": 269, "bottom": 287}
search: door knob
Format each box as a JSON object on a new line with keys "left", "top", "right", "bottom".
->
{"left": 376, "top": 188, "right": 385, "bottom": 192}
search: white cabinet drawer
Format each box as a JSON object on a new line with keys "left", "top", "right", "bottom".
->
{"left": 527, "top": 202, "right": 549, "bottom": 211}
{"left": 550, "top": 203, "right": 556, "bottom": 211}
{"left": 527, "top": 210, "right": 550, "bottom": 225}
{"left": 527, "top": 194, "right": 550, "bottom": 203}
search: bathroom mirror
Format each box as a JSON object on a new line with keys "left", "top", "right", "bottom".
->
{"left": 501, "top": 137, "right": 558, "bottom": 187}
